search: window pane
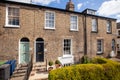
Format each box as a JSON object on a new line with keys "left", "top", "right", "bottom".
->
{"left": 92, "top": 18, "right": 97, "bottom": 31}
{"left": 45, "top": 12, "right": 55, "bottom": 28}
{"left": 8, "top": 7, "right": 19, "bottom": 26}
{"left": 64, "top": 39, "right": 71, "bottom": 55}
{"left": 70, "top": 15, "right": 78, "bottom": 30}
{"left": 97, "top": 40, "right": 103, "bottom": 53}
{"left": 107, "top": 20, "right": 111, "bottom": 32}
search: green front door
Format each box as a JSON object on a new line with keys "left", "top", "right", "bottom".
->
{"left": 20, "top": 42, "right": 29, "bottom": 64}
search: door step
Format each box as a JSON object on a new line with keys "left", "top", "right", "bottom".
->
{"left": 10, "top": 64, "right": 29, "bottom": 80}
{"left": 33, "top": 62, "right": 47, "bottom": 72}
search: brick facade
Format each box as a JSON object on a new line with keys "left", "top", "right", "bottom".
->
{"left": 0, "top": 1, "right": 117, "bottom": 64}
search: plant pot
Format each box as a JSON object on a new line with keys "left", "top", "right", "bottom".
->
{"left": 55, "top": 64, "right": 61, "bottom": 68}
{"left": 48, "top": 66, "right": 53, "bottom": 72}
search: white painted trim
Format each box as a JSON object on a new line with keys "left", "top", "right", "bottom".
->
{"left": 92, "top": 18, "right": 97, "bottom": 32}
{"left": 63, "top": 39, "right": 73, "bottom": 56}
{"left": 34, "top": 40, "right": 45, "bottom": 62}
{"left": 5, "top": 5, "right": 20, "bottom": 28}
{"left": 97, "top": 39, "right": 103, "bottom": 54}
{"left": 18, "top": 39, "right": 20, "bottom": 64}
{"left": 34, "top": 41, "right": 36, "bottom": 63}
{"left": 70, "top": 15, "right": 78, "bottom": 31}
{"left": 5, "top": 25, "right": 20, "bottom": 28}
{"left": 106, "top": 20, "right": 112, "bottom": 33}
{"left": 44, "top": 11, "right": 55, "bottom": 29}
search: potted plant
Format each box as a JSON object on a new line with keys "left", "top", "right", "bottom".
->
{"left": 48, "top": 60, "right": 54, "bottom": 72}
{"left": 55, "top": 60, "right": 61, "bottom": 68}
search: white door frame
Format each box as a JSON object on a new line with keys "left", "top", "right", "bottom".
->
{"left": 19, "top": 41, "right": 29, "bottom": 64}
{"left": 34, "top": 41, "right": 44, "bottom": 62}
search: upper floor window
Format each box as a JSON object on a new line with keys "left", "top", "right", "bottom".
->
{"left": 107, "top": 20, "right": 112, "bottom": 33}
{"left": 63, "top": 39, "right": 72, "bottom": 55}
{"left": 70, "top": 15, "right": 78, "bottom": 31}
{"left": 97, "top": 39, "right": 103, "bottom": 54}
{"left": 6, "top": 6, "right": 20, "bottom": 27}
{"left": 45, "top": 11, "right": 55, "bottom": 29}
{"left": 92, "top": 18, "right": 97, "bottom": 32}
{"left": 118, "top": 30, "right": 120, "bottom": 36}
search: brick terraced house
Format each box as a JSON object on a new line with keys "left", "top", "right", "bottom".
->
{"left": 116, "top": 22, "right": 120, "bottom": 58}
{"left": 0, "top": 0, "right": 117, "bottom": 66}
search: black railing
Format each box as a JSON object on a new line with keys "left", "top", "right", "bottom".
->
{"left": 24, "top": 55, "right": 33, "bottom": 80}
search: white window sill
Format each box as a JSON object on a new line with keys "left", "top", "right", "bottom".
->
{"left": 5, "top": 25, "right": 20, "bottom": 28}
{"left": 70, "top": 29, "right": 79, "bottom": 31}
{"left": 92, "top": 30, "right": 97, "bottom": 32}
{"left": 44, "top": 27, "right": 55, "bottom": 30}
{"left": 97, "top": 52, "right": 103, "bottom": 54}
{"left": 63, "top": 54, "right": 73, "bottom": 58}
{"left": 107, "top": 31, "right": 112, "bottom": 33}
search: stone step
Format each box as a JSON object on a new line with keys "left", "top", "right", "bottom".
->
{"left": 10, "top": 76, "right": 25, "bottom": 80}
{"left": 34, "top": 64, "right": 46, "bottom": 67}
{"left": 35, "top": 66, "right": 46, "bottom": 69}
{"left": 33, "top": 62, "right": 46, "bottom": 67}
{"left": 11, "top": 72, "right": 26, "bottom": 78}
{"left": 13, "top": 69, "right": 27, "bottom": 74}
{"left": 15, "top": 66, "right": 28, "bottom": 71}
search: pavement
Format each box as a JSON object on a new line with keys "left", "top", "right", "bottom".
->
{"left": 29, "top": 71, "right": 48, "bottom": 80}
{"left": 28, "top": 57, "right": 120, "bottom": 80}
{"left": 109, "top": 57, "right": 120, "bottom": 62}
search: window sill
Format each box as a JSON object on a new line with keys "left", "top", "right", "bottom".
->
{"left": 91, "top": 31, "right": 98, "bottom": 33}
{"left": 44, "top": 27, "right": 55, "bottom": 30}
{"left": 4, "top": 25, "right": 20, "bottom": 28}
{"left": 106, "top": 32, "right": 112, "bottom": 34}
{"left": 63, "top": 54, "right": 73, "bottom": 58}
{"left": 97, "top": 52, "right": 103, "bottom": 55}
{"left": 70, "top": 29, "right": 79, "bottom": 32}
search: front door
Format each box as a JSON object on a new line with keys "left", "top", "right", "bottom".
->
{"left": 36, "top": 42, "right": 44, "bottom": 62}
{"left": 20, "top": 42, "right": 29, "bottom": 64}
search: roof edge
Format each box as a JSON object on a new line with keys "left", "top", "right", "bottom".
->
{"left": 0, "top": 0, "right": 117, "bottom": 21}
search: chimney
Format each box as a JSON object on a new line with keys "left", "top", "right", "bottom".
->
{"left": 66, "top": 0, "right": 74, "bottom": 11}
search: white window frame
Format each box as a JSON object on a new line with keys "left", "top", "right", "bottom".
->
{"left": 92, "top": 18, "right": 97, "bottom": 32}
{"left": 45, "top": 11, "right": 55, "bottom": 29}
{"left": 5, "top": 5, "right": 20, "bottom": 27}
{"left": 63, "top": 39, "right": 72, "bottom": 57}
{"left": 107, "top": 20, "right": 112, "bottom": 33}
{"left": 70, "top": 15, "right": 78, "bottom": 31}
{"left": 97, "top": 39, "right": 103, "bottom": 54}
{"left": 112, "top": 39, "right": 115, "bottom": 51}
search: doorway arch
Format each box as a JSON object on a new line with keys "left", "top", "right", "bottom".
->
{"left": 19, "top": 37, "right": 30, "bottom": 64}
{"left": 35, "top": 38, "right": 44, "bottom": 62}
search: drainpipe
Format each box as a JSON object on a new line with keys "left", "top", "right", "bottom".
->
{"left": 83, "top": 14, "right": 87, "bottom": 55}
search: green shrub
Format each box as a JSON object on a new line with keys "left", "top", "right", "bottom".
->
{"left": 91, "top": 57, "right": 107, "bottom": 64}
{"left": 55, "top": 60, "right": 61, "bottom": 64}
{"left": 0, "top": 61, "right": 5, "bottom": 66}
{"left": 48, "top": 60, "right": 53, "bottom": 66}
{"left": 49, "top": 58, "right": 120, "bottom": 80}
{"left": 81, "top": 55, "right": 91, "bottom": 64}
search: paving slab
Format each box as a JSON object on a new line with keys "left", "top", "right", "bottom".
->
{"left": 29, "top": 71, "right": 48, "bottom": 80}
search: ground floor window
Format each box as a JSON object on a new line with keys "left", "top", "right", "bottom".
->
{"left": 97, "top": 39, "right": 103, "bottom": 54}
{"left": 112, "top": 39, "right": 115, "bottom": 51}
{"left": 63, "top": 39, "right": 71, "bottom": 55}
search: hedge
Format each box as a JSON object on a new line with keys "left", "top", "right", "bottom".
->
{"left": 49, "top": 58, "right": 120, "bottom": 80}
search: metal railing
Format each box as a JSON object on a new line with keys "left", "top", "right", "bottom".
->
{"left": 24, "top": 54, "right": 33, "bottom": 80}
